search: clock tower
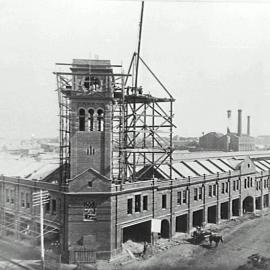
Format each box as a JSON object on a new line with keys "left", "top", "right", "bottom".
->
{"left": 69, "top": 59, "right": 113, "bottom": 183}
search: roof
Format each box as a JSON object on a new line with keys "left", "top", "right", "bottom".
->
{"left": 72, "top": 59, "right": 111, "bottom": 66}
{"left": 157, "top": 151, "right": 270, "bottom": 179}
{"left": 171, "top": 158, "right": 235, "bottom": 178}
{"left": 201, "top": 132, "right": 224, "bottom": 138}
{"left": 0, "top": 153, "right": 59, "bottom": 181}
{"left": 253, "top": 159, "right": 270, "bottom": 172}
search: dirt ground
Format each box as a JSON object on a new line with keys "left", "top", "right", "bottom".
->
{"left": 1, "top": 212, "right": 270, "bottom": 270}
{"left": 103, "top": 211, "right": 270, "bottom": 270}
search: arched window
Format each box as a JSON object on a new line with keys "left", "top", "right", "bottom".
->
{"left": 97, "top": 109, "right": 104, "bottom": 132}
{"left": 79, "top": 109, "right": 85, "bottom": 131}
{"left": 88, "top": 109, "right": 94, "bottom": 131}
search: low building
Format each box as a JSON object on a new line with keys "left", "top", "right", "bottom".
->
{"left": 199, "top": 132, "right": 224, "bottom": 150}
{"left": 1, "top": 151, "right": 270, "bottom": 263}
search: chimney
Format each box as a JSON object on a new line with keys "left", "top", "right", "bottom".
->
{"left": 247, "top": 115, "right": 250, "bottom": 136}
{"left": 237, "top": 109, "right": 242, "bottom": 136}
{"left": 227, "top": 110, "right": 232, "bottom": 134}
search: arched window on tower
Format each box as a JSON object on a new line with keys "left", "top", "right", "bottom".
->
{"left": 97, "top": 109, "right": 104, "bottom": 132}
{"left": 79, "top": 108, "right": 86, "bottom": 131}
{"left": 88, "top": 109, "right": 94, "bottom": 131}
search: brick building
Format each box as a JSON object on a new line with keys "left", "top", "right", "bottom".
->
{"left": 199, "top": 110, "right": 255, "bottom": 152}
{"left": 0, "top": 59, "right": 269, "bottom": 264}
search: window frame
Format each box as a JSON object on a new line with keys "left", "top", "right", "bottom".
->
{"left": 183, "top": 190, "right": 187, "bottom": 204}
{"left": 127, "top": 198, "right": 133, "bottom": 215}
{"left": 177, "top": 191, "right": 181, "bottom": 205}
{"left": 162, "top": 194, "right": 167, "bottom": 209}
{"left": 79, "top": 108, "right": 86, "bottom": 131}
{"left": 194, "top": 188, "right": 198, "bottom": 201}
{"left": 221, "top": 183, "right": 225, "bottom": 194}
{"left": 143, "top": 195, "right": 148, "bottom": 211}
{"left": 135, "top": 194, "right": 141, "bottom": 213}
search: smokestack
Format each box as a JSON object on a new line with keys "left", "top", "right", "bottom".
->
{"left": 237, "top": 109, "right": 242, "bottom": 136}
{"left": 247, "top": 115, "right": 250, "bottom": 136}
{"left": 227, "top": 110, "right": 232, "bottom": 134}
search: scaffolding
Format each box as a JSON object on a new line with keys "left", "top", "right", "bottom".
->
{"left": 112, "top": 1, "right": 175, "bottom": 183}
{"left": 112, "top": 53, "right": 175, "bottom": 183}
{"left": 56, "top": 73, "right": 71, "bottom": 186}
{"left": 54, "top": 57, "right": 175, "bottom": 185}
{"left": 54, "top": 62, "right": 128, "bottom": 185}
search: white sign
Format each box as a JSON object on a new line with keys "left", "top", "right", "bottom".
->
{"left": 151, "top": 219, "right": 161, "bottom": 233}
{"left": 32, "top": 190, "right": 50, "bottom": 207}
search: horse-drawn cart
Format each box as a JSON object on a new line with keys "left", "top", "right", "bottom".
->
{"left": 192, "top": 227, "right": 211, "bottom": 244}
{"left": 191, "top": 227, "right": 223, "bottom": 246}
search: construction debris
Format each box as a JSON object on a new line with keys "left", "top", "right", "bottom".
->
{"left": 236, "top": 254, "right": 270, "bottom": 270}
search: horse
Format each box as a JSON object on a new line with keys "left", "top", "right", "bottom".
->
{"left": 209, "top": 234, "right": 223, "bottom": 247}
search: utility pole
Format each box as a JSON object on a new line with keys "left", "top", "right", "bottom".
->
{"left": 40, "top": 190, "right": 45, "bottom": 270}
{"left": 33, "top": 190, "right": 49, "bottom": 270}
{"left": 134, "top": 1, "right": 144, "bottom": 93}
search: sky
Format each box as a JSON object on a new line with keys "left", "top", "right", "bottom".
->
{"left": 1, "top": 0, "right": 270, "bottom": 139}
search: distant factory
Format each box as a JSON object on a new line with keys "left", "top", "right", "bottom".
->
{"left": 199, "top": 109, "right": 255, "bottom": 152}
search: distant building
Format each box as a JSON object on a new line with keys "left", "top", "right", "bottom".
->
{"left": 40, "top": 142, "right": 59, "bottom": 153}
{"left": 255, "top": 136, "right": 270, "bottom": 149}
{"left": 173, "top": 136, "right": 199, "bottom": 150}
{"left": 199, "top": 132, "right": 224, "bottom": 151}
{"left": 199, "top": 110, "right": 255, "bottom": 152}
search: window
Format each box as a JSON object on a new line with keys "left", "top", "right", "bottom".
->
{"left": 86, "top": 146, "right": 95, "bottom": 156}
{"left": 97, "top": 109, "right": 104, "bottom": 132}
{"left": 143, "top": 195, "right": 148, "bottom": 211}
{"left": 209, "top": 185, "right": 212, "bottom": 197}
{"left": 251, "top": 178, "right": 253, "bottom": 187}
{"left": 162, "top": 194, "right": 167, "bottom": 209}
{"left": 84, "top": 76, "right": 100, "bottom": 91}
{"left": 194, "top": 188, "right": 198, "bottom": 201}
{"left": 46, "top": 199, "right": 51, "bottom": 213}
{"left": 21, "top": 192, "right": 25, "bottom": 208}
{"left": 83, "top": 201, "right": 96, "bottom": 221}
{"left": 88, "top": 181, "right": 92, "bottom": 188}
{"left": 244, "top": 178, "right": 247, "bottom": 189}
{"left": 264, "top": 179, "right": 267, "bottom": 189}
{"left": 135, "top": 195, "right": 141, "bottom": 212}
{"left": 183, "top": 190, "right": 187, "bottom": 204}
{"left": 58, "top": 199, "right": 61, "bottom": 214}
{"left": 10, "top": 190, "right": 14, "bottom": 204}
{"left": 6, "top": 189, "right": 9, "bottom": 203}
{"left": 177, "top": 191, "right": 181, "bottom": 205}
{"left": 26, "top": 193, "right": 30, "bottom": 208}
{"left": 79, "top": 109, "right": 86, "bottom": 131}
{"left": 83, "top": 76, "right": 91, "bottom": 90}
{"left": 225, "top": 182, "right": 228, "bottom": 193}
{"left": 88, "top": 109, "right": 94, "bottom": 131}
{"left": 52, "top": 199, "right": 57, "bottom": 215}
{"left": 237, "top": 180, "right": 240, "bottom": 190}
{"left": 233, "top": 180, "right": 236, "bottom": 191}
{"left": 127, "top": 198, "right": 133, "bottom": 214}
{"left": 221, "top": 183, "right": 225, "bottom": 194}
{"left": 198, "top": 187, "right": 202, "bottom": 200}
{"left": 256, "top": 181, "right": 259, "bottom": 190}
{"left": 247, "top": 177, "right": 250, "bottom": 188}
{"left": 213, "top": 184, "right": 216, "bottom": 196}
